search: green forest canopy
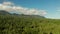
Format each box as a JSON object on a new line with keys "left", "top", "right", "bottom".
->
{"left": 0, "top": 10, "right": 60, "bottom": 34}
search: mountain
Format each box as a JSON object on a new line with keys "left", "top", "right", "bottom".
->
{"left": 0, "top": 10, "right": 60, "bottom": 34}
{"left": 19, "top": 14, "right": 45, "bottom": 18}
{"left": 0, "top": 10, "right": 11, "bottom": 15}
{"left": 0, "top": 10, "right": 45, "bottom": 18}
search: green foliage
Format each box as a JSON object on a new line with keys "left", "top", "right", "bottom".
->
{"left": 0, "top": 15, "right": 60, "bottom": 34}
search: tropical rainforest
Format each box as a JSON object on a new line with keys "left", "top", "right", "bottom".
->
{"left": 0, "top": 10, "right": 60, "bottom": 34}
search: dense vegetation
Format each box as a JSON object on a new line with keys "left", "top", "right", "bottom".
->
{"left": 0, "top": 10, "right": 60, "bottom": 34}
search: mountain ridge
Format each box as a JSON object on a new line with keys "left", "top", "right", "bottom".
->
{"left": 0, "top": 10, "right": 45, "bottom": 18}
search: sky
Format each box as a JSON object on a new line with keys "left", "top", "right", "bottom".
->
{"left": 0, "top": 0, "right": 60, "bottom": 19}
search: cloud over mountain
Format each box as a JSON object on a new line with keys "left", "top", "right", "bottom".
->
{"left": 0, "top": 2, "right": 47, "bottom": 16}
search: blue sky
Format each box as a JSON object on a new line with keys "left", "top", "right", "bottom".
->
{"left": 0, "top": 0, "right": 60, "bottom": 19}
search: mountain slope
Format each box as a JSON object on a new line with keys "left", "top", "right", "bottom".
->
{"left": 0, "top": 10, "right": 45, "bottom": 18}
{"left": 0, "top": 10, "right": 60, "bottom": 34}
{"left": 0, "top": 11, "right": 60, "bottom": 34}
{"left": 0, "top": 14, "right": 60, "bottom": 34}
{"left": 0, "top": 10, "right": 11, "bottom": 15}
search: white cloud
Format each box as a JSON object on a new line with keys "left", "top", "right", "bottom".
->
{"left": 0, "top": 2, "right": 47, "bottom": 16}
{"left": 3, "top": 2, "right": 14, "bottom": 6}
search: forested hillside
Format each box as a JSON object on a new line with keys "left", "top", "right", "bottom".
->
{"left": 0, "top": 10, "right": 60, "bottom": 34}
